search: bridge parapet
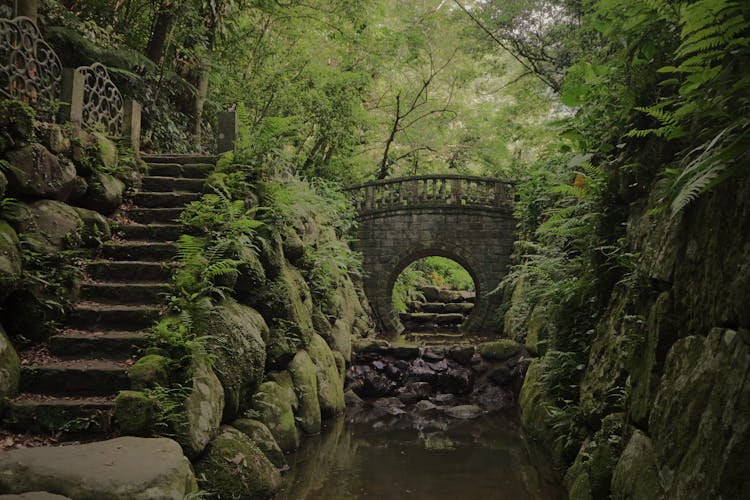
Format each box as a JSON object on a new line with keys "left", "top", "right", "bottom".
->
{"left": 346, "top": 174, "right": 514, "bottom": 216}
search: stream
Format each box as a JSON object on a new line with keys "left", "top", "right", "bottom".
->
{"left": 275, "top": 409, "right": 565, "bottom": 500}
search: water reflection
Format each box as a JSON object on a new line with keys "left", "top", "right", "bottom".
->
{"left": 275, "top": 410, "right": 564, "bottom": 500}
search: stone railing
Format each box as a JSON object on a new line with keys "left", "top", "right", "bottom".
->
{"left": 346, "top": 174, "right": 515, "bottom": 215}
{"left": 0, "top": 16, "right": 62, "bottom": 117}
{"left": 0, "top": 15, "right": 141, "bottom": 151}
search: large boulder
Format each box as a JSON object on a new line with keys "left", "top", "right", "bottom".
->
{"left": 9, "top": 200, "right": 82, "bottom": 254}
{"left": 205, "top": 299, "right": 267, "bottom": 421}
{"left": 518, "top": 359, "right": 558, "bottom": 459}
{"left": 611, "top": 431, "right": 663, "bottom": 500}
{"left": 0, "top": 437, "right": 197, "bottom": 499}
{"left": 288, "top": 350, "right": 322, "bottom": 435}
{"left": 0, "top": 100, "right": 34, "bottom": 151}
{"left": 0, "top": 323, "right": 20, "bottom": 399}
{"left": 648, "top": 328, "right": 750, "bottom": 499}
{"left": 77, "top": 171, "right": 125, "bottom": 215}
{"left": 250, "top": 375, "right": 299, "bottom": 452}
{"left": 307, "top": 333, "right": 345, "bottom": 417}
{"left": 0, "top": 221, "right": 22, "bottom": 299}
{"left": 478, "top": 339, "right": 522, "bottom": 361}
{"left": 4, "top": 143, "right": 76, "bottom": 200}
{"left": 73, "top": 207, "right": 111, "bottom": 245}
{"left": 91, "top": 132, "right": 118, "bottom": 170}
{"left": 231, "top": 418, "right": 287, "bottom": 469}
{"left": 174, "top": 357, "right": 225, "bottom": 459}
{"left": 113, "top": 390, "right": 160, "bottom": 437}
{"left": 193, "top": 426, "right": 281, "bottom": 499}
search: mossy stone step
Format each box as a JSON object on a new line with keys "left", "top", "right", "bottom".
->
{"left": 20, "top": 361, "right": 130, "bottom": 396}
{"left": 87, "top": 260, "right": 172, "bottom": 282}
{"left": 102, "top": 241, "right": 176, "bottom": 261}
{"left": 146, "top": 163, "right": 214, "bottom": 179}
{"left": 141, "top": 176, "right": 205, "bottom": 193}
{"left": 131, "top": 191, "right": 202, "bottom": 208}
{"left": 80, "top": 282, "right": 171, "bottom": 304}
{"left": 142, "top": 154, "right": 217, "bottom": 165}
{"left": 3, "top": 396, "right": 114, "bottom": 434}
{"left": 49, "top": 330, "right": 149, "bottom": 360}
{"left": 69, "top": 304, "right": 161, "bottom": 331}
{"left": 116, "top": 223, "right": 183, "bottom": 242}
{"left": 125, "top": 207, "right": 183, "bottom": 224}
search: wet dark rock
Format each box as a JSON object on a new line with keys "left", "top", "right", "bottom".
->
{"left": 389, "top": 345, "right": 420, "bottom": 360}
{"left": 437, "top": 368, "right": 475, "bottom": 395}
{"left": 372, "top": 360, "right": 387, "bottom": 370}
{"left": 406, "top": 358, "right": 438, "bottom": 385}
{"left": 447, "top": 346, "right": 475, "bottom": 365}
{"left": 384, "top": 361, "right": 407, "bottom": 383}
{"left": 444, "top": 405, "right": 484, "bottom": 420}
{"left": 428, "top": 359, "right": 449, "bottom": 373}
{"left": 432, "top": 393, "right": 457, "bottom": 405}
{"left": 414, "top": 400, "right": 443, "bottom": 416}
{"left": 360, "top": 370, "right": 397, "bottom": 398}
{"left": 344, "top": 389, "right": 365, "bottom": 407}
{"left": 422, "top": 347, "right": 446, "bottom": 362}
{"left": 397, "top": 381, "right": 433, "bottom": 405}
{"left": 371, "top": 397, "right": 406, "bottom": 418}
{"left": 471, "top": 380, "right": 514, "bottom": 411}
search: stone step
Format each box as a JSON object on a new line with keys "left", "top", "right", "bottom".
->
{"left": 20, "top": 361, "right": 130, "bottom": 396}
{"left": 69, "top": 304, "right": 161, "bottom": 331}
{"left": 146, "top": 163, "right": 213, "bottom": 179}
{"left": 49, "top": 330, "right": 149, "bottom": 360}
{"left": 80, "top": 282, "right": 172, "bottom": 304}
{"left": 405, "top": 332, "right": 466, "bottom": 345}
{"left": 131, "top": 191, "right": 202, "bottom": 208}
{"left": 102, "top": 241, "right": 176, "bottom": 261}
{"left": 142, "top": 154, "right": 217, "bottom": 165}
{"left": 117, "top": 223, "right": 183, "bottom": 242}
{"left": 141, "top": 176, "right": 205, "bottom": 193}
{"left": 3, "top": 395, "right": 115, "bottom": 434}
{"left": 126, "top": 207, "right": 183, "bottom": 224}
{"left": 87, "top": 260, "right": 173, "bottom": 282}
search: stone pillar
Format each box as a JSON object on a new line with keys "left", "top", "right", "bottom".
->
{"left": 15, "top": 0, "right": 38, "bottom": 23}
{"left": 217, "top": 110, "right": 238, "bottom": 154}
{"left": 59, "top": 67, "right": 83, "bottom": 126}
{"left": 122, "top": 100, "right": 142, "bottom": 157}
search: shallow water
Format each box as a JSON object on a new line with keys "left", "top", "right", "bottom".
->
{"left": 275, "top": 410, "right": 565, "bottom": 500}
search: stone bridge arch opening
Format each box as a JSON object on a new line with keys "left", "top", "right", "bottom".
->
{"left": 389, "top": 250, "right": 482, "bottom": 335}
{"left": 347, "top": 174, "right": 516, "bottom": 338}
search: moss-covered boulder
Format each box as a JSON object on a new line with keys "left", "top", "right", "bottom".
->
{"left": 307, "top": 333, "right": 345, "bottom": 417}
{"left": 611, "top": 430, "right": 663, "bottom": 500}
{"left": 281, "top": 227, "right": 305, "bottom": 263}
{"left": 174, "top": 357, "right": 224, "bottom": 459}
{"left": 232, "top": 418, "right": 287, "bottom": 470}
{"left": 77, "top": 171, "right": 125, "bottom": 215}
{"left": 0, "top": 221, "right": 22, "bottom": 299}
{"left": 37, "top": 123, "right": 69, "bottom": 154}
{"left": 73, "top": 206, "right": 112, "bottom": 245}
{"left": 91, "top": 132, "right": 118, "bottom": 170}
{"left": 113, "top": 390, "right": 160, "bottom": 437}
{"left": 205, "top": 299, "right": 268, "bottom": 421}
{"left": 4, "top": 143, "right": 76, "bottom": 200}
{"left": 288, "top": 350, "right": 321, "bottom": 435}
{"left": 9, "top": 200, "right": 83, "bottom": 254}
{"left": 648, "top": 328, "right": 750, "bottom": 499}
{"left": 250, "top": 376, "right": 299, "bottom": 452}
{"left": 478, "top": 339, "right": 522, "bottom": 361}
{"left": 0, "top": 171, "right": 7, "bottom": 198}
{"left": 0, "top": 323, "right": 20, "bottom": 399}
{"left": 194, "top": 426, "right": 281, "bottom": 499}
{"left": 320, "top": 277, "right": 367, "bottom": 361}
{"left": 0, "top": 100, "right": 34, "bottom": 151}
{"left": 127, "top": 354, "right": 171, "bottom": 390}
{"left": 1, "top": 289, "right": 63, "bottom": 343}
{"left": 518, "top": 359, "right": 556, "bottom": 455}
{"left": 564, "top": 413, "right": 626, "bottom": 500}
{"left": 525, "top": 304, "right": 553, "bottom": 356}
{"left": 258, "top": 264, "right": 315, "bottom": 348}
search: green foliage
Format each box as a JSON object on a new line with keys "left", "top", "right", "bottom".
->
{"left": 391, "top": 256, "right": 474, "bottom": 313}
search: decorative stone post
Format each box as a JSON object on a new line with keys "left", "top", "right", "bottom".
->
{"left": 217, "top": 110, "right": 238, "bottom": 154}
{"left": 15, "top": 0, "right": 37, "bottom": 23}
{"left": 59, "top": 67, "right": 84, "bottom": 127}
{"left": 122, "top": 100, "right": 142, "bottom": 156}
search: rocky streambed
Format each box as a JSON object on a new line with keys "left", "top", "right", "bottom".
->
{"left": 344, "top": 337, "right": 530, "bottom": 430}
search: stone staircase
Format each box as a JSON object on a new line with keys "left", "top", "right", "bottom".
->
{"left": 4, "top": 155, "right": 214, "bottom": 435}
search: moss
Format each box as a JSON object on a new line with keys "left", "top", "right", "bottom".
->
{"left": 611, "top": 431, "right": 663, "bottom": 500}
{"left": 478, "top": 339, "right": 522, "bottom": 361}
{"left": 250, "top": 378, "right": 299, "bottom": 453}
{"left": 307, "top": 334, "right": 345, "bottom": 417}
{"left": 114, "top": 390, "right": 159, "bottom": 436}
{"left": 0, "top": 100, "right": 35, "bottom": 148}
{"left": 194, "top": 426, "right": 281, "bottom": 499}
{"left": 0, "top": 221, "right": 22, "bottom": 299}
{"left": 231, "top": 418, "right": 287, "bottom": 470}
{"left": 288, "top": 350, "right": 321, "bottom": 435}
{"left": 128, "top": 354, "right": 171, "bottom": 390}
{"left": 91, "top": 132, "right": 118, "bottom": 170}
{"left": 0, "top": 323, "right": 20, "bottom": 399}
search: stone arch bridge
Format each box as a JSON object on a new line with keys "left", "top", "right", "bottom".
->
{"left": 346, "top": 174, "right": 516, "bottom": 337}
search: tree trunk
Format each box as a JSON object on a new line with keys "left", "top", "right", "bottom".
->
{"left": 16, "top": 0, "right": 38, "bottom": 22}
{"left": 145, "top": 1, "right": 175, "bottom": 64}
{"left": 193, "top": 63, "right": 210, "bottom": 147}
